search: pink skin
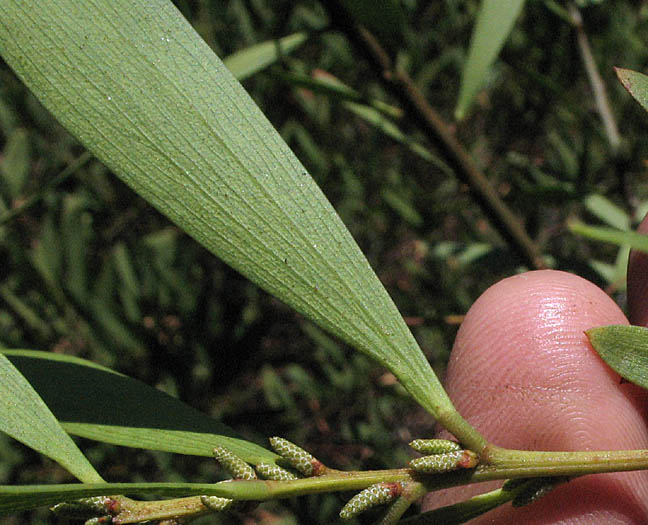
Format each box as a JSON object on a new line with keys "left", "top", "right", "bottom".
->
{"left": 422, "top": 215, "right": 648, "bottom": 523}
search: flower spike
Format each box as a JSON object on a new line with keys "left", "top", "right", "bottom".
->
{"left": 269, "top": 436, "right": 324, "bottom": 476}
{"left": 409, "top": 438, "right": 462, "bottom": 454}
{"left": 200, "top": 495, "right": 236, "bottom": 512}
{"left": 51, "top": 497, "right": 115, "bottom": 521}
{"left": 212, "top": 445, "right": 257, "bottom": 480}
{"left": 255, "top": 462, "right": 299, "bottom": 480}
{"left": 409, "top": 449, "right": 478, "bottom": 473}
{"left": 339, "top": 482, "right": 402, "bottom": 520}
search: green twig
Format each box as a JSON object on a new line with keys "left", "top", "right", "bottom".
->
{"left": 377, "top": 481, "right": 427, "bottom": 524}
{"left": 0, "top": 151, "right": 92, "bottom": 227}
{"left": 567, "top": 3, "right": 635, "bottom": 213}
{"left": 14, "top": 446, "right": 648, "bottom": 523}
{"left": 568, "top": 4, "right": 621, "bottom": 154}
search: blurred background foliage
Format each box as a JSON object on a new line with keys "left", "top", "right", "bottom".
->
{"left": 1, "top": 0, "right": 648, "bottom": 523}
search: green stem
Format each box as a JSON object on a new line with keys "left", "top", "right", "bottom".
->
{"left": 435, "top": 409, "right": 489, "bottom": 454}
{"left": 0, "top": 151, "right": 92, "bottom": 226}
{"left": 186, "top": 447, "right": 648, "bottom": 502}
{"left": 401, "top": 485, "right": 514, "bottom": 524}
{"left": 480, "top": 446, "right": 648, "bottom": 479}
{"left": 377, "top": 482, "right": 427, "bottom": 525}
{"left": 18, "top": 448, "right": 648, "bottom": 523}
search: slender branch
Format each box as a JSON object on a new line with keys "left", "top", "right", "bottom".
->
{"left": 568, "top": 4, "right": 621, "bottom": 154}
{"left": 322, "top": 1, "right": 545, "bottom": 270}
{"left": 377, "top": 481, "right": 427, "bottom": 524}
{"left": 0, "top": 151, "right": 92, "bottom": 226}
{"left": 566, "top": 3, "right": 635, "bottom": 213}
{"left": 34, "top": 446, "right": 648, "bottom": 523}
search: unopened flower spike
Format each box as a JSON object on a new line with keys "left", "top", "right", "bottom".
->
{"left": 200, "top": 495, "right": 236, "bottom": 512}
{"left": 84, "top": 517, "right": 112, "bottom": 525}
{"left": 212, "top": 445, "right": 257, "bottom": 480}
{"left": 269, "top": 436, "right": 325, "bottom": 476}
{"left": 255, "top": 462, "right": 299, "bottom": 480}
{"left": 51, "top": 497, "right": 115, "bottom": 520}
{"left": 409, "top": 449, "right": 478, "bottom": 473}
{"left": 409, "top": 438, "right": 462, "bottom": 454}
{"left": 339, "top": 482, "right": 402, "bottom": 520}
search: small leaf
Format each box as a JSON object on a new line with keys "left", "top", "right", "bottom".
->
{"left": 399, "top": 486, "right": 513, "bottom": 524}
{"left": 224, "top": 33, "right": 308, "bottom": 81}
{"left": 0, "top": 353, "right": 103, "bottom": 483}
{"left": 616, "top": 68, "right": 648, "bottom": 114}
{"left": 455, "top": 0, "right": 526, "bottom": 120}
{"left": 0, "top": 127, "right": 30, "bottom": 199}
{"left": 587, "top": 325, "right": 648, "bottom": 388}
{"left": 569, "top": 221, "right": 648, "bottom": 254}
{"left": 1, "top": 350, "right": 276, "bottom": 464}
{"left": 583, "top": 194, "right": 631, "bottom": 231}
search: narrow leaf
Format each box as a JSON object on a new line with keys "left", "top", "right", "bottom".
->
{"left": 616, "top": 67, "right": 648, "bottom": 114}
{"left": 0, "top": 353, "right": 103, "bottom": 483}
{"left": 0, "top": 1, "right": 454, "bottom": 418}
{"left": 399, "top": 488, "right": 511, "bottom": 524}
{"left": 0, "top": 482, "right": 232, "bottom": 516}
{"left": 224, "top": 33, "right": 308, "bottom": 81}
{"left": 455, "top": 0, "right": 526, "bottom": 120}
{"left": 345, "top": 102, "right": 452, "bottom": 175}
{"left": 587, "top": 325, "right": 648, "bottom": 389}
{"left": 0, "top": 127, "right": 30, "bottom": 199}
{"left": 1, "top": 350, "right": 276, "bottom": 464}
{"left": 569, "top": 221, "right": 648, "bottom": 254}
{"left": 583, "top": 194, "right": 631, "bottom": 231}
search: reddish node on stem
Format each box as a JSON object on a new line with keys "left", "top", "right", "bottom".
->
{"left": 385, "top": 482, "right": 403, "bottom": 498}
{"left": 310, "top": 459, "right": 326, "bottom": 476}
{"left": 103, "top": 497, "right": 121, "bottom": 514}
{"left": 457, "top": 450, "right": 479, "bottom": 469}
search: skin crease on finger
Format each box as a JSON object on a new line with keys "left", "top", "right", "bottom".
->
{"left": 421, "top": 269, "right": 648, "bottom": 524}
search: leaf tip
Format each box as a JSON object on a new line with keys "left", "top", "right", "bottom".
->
{"left": 614, "top": 67, "right": 632, "bottom": 89}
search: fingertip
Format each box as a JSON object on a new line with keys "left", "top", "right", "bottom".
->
{"left": 444, "top": 269, "right": 633, "bottom": 450}
{"left": 424, "top": 270, "right": 648, "bottom": 522}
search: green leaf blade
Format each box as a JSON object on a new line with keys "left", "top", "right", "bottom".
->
{"left": 0, "top": 354, "right": 103, "bottom": 483}
{"left": 0, "top": 483, "right": 228, "bottom": 516}
{"left": 224, "top": 32, "right": 308, "bottom": 81}
{"left": 616, "top": 67, "right": 648, "bottom": 114}
{"left": 2, "top": 350, "right": 276, "bottom": 464}
{"left": 455, "top": 0, "right": 526, "bottom": 120}
{"left": 0, "top": 0, "right": 454, "bottom": 418}
{"left": 569, "top": 221, "right": 648, "bottom": 254}
{"left": 587, "top": 325, "right": 648, "bottom": 389}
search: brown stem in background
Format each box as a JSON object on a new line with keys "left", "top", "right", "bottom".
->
{"left": 322, "top": 1, "right": 546, "bottom": 270}
{"left": 567, "top": 3, "right": 635, "bottom": 215}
